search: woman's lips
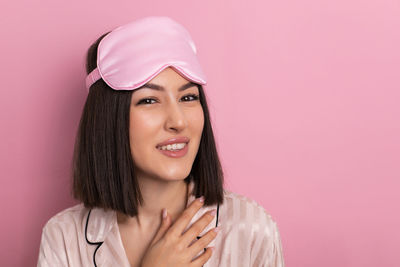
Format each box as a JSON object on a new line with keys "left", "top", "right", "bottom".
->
{"left": 157, "top": 142, "right": 189, "bottom": 158}
{"left": 156, "top": 136, "right": 190, "bottom": 147}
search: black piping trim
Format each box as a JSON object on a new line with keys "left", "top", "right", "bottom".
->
{"left": 85, "top": 209, "right": 103, "bottom": 267}
{"left": 216, "top": 202, "right": 220, "bottom": 227}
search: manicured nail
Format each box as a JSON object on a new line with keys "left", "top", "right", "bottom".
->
{"left": 209, "top": 209, "right": 217, "bottom": 216}
{"left": 162, "top": 208, "right": 167, "bottom": 219}
{"left": 198, "top": 196, "right": 205, "bottom": 203}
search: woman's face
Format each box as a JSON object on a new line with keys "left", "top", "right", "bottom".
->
{"left": 129, "top": 67, "right": 204, "bottom": 182}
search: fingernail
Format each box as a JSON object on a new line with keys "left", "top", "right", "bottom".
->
{"left": 209, "top": 246, "right": 215, "bottom": 251}
{"left": 209, "top": 209, "right": 217, "bottom": 216}
{"left": 162, "top": 208, "right": 167, "bottom": 219}
{"left": 213, "top": 226, "right": 220, "bottom": 233}
{"left": 198, "top": 196, "right": 205, "bottom": 203}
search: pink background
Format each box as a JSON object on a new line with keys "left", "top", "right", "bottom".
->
{"left": 1, "top": 0, "right": 399, "bottom": 266}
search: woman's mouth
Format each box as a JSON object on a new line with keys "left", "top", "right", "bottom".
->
{"left": 156, "top": 142, "right": 189, "bottom": 158}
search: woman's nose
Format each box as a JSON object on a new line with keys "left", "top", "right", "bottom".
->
{"left": 164, "top": 101, "right": 188, "bottom": 131}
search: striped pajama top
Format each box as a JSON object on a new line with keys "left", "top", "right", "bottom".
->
{"left": 37, "top": 180, "right": 284, "bottom": 266}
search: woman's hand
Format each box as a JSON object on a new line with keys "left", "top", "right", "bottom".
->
{"left": 140, "top": 196, "right": 219, "bottom": 267}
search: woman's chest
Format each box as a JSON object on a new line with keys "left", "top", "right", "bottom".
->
{"left": 118, "top": 226, "right": 156, "bottom": 267}
{"left": 122, "top": 239, "right": 150, "bottom": 267}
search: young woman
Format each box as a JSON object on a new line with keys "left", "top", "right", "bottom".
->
{"left": 37, "top": 16, "right": 284, "bottom": 267}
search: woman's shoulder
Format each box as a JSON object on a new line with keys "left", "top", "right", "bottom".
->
{"left": 221, "top": 188, "right": 279, "bottom": 231}
{"left": 42, "top": 203, "right": 88, "bottom": 233}
{"left": 38, "top": 204, "right": 89, "bottom": 262}
{"left": 221, "top": 189, "right": 285, "bottom": 266}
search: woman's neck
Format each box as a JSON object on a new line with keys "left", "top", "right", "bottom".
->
{"left": 116, "top": 179, "right": 189, "bottom": 231}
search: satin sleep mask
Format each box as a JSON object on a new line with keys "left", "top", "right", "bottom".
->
{"left": 85, "top": 16, "right": 207, "bottom": 91}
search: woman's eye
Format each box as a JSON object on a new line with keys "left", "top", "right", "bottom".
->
{"left": 181, "top": 94, "right": 200, "bottom": 102}
{"left": 137, "top": 94, "right": 199, "bottom": 105}
{"left": 137, "top": 98, "right": 157, "bottom": 105}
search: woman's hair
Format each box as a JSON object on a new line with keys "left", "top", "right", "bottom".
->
{"left": 71, "top": 32, "right": 224, "bottom": 216}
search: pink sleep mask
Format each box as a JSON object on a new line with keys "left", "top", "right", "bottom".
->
{"left": 85, "top": 16, "right": 207, "bottom": 91}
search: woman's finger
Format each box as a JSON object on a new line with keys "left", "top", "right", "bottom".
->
{"left": 166, "top": 196, "right": 204, "bottom": 239}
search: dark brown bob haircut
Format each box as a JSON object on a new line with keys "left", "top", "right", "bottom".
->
{"left": 71, "top": 31, "right": 224, "bottom": 217}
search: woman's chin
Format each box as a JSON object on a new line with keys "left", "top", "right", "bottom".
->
{"left": 159, "top": 172, "right": 190, "bottom": 182}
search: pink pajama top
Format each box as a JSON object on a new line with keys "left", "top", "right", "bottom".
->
{"left": 37, "top": 180, "right": 284, "bottom": 266}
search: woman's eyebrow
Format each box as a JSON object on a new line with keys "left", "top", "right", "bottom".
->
{"left": 137, "top": 82, "right": 197, "bottom": 92}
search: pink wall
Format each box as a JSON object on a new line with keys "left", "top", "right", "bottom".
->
{"left": 1, "top": 0, "right": 399, "bottom": 266}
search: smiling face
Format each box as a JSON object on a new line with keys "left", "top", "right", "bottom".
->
{"left": 129, "top": 67, "right": 204, "bottom": 182}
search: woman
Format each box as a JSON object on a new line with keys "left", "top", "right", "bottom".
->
{"left": 37, "top": 16, "right": 284, "bottom": 267}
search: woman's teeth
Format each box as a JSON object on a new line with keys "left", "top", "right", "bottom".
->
{"left": 158, "top": 143, "right": 187, "bottom": 151}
